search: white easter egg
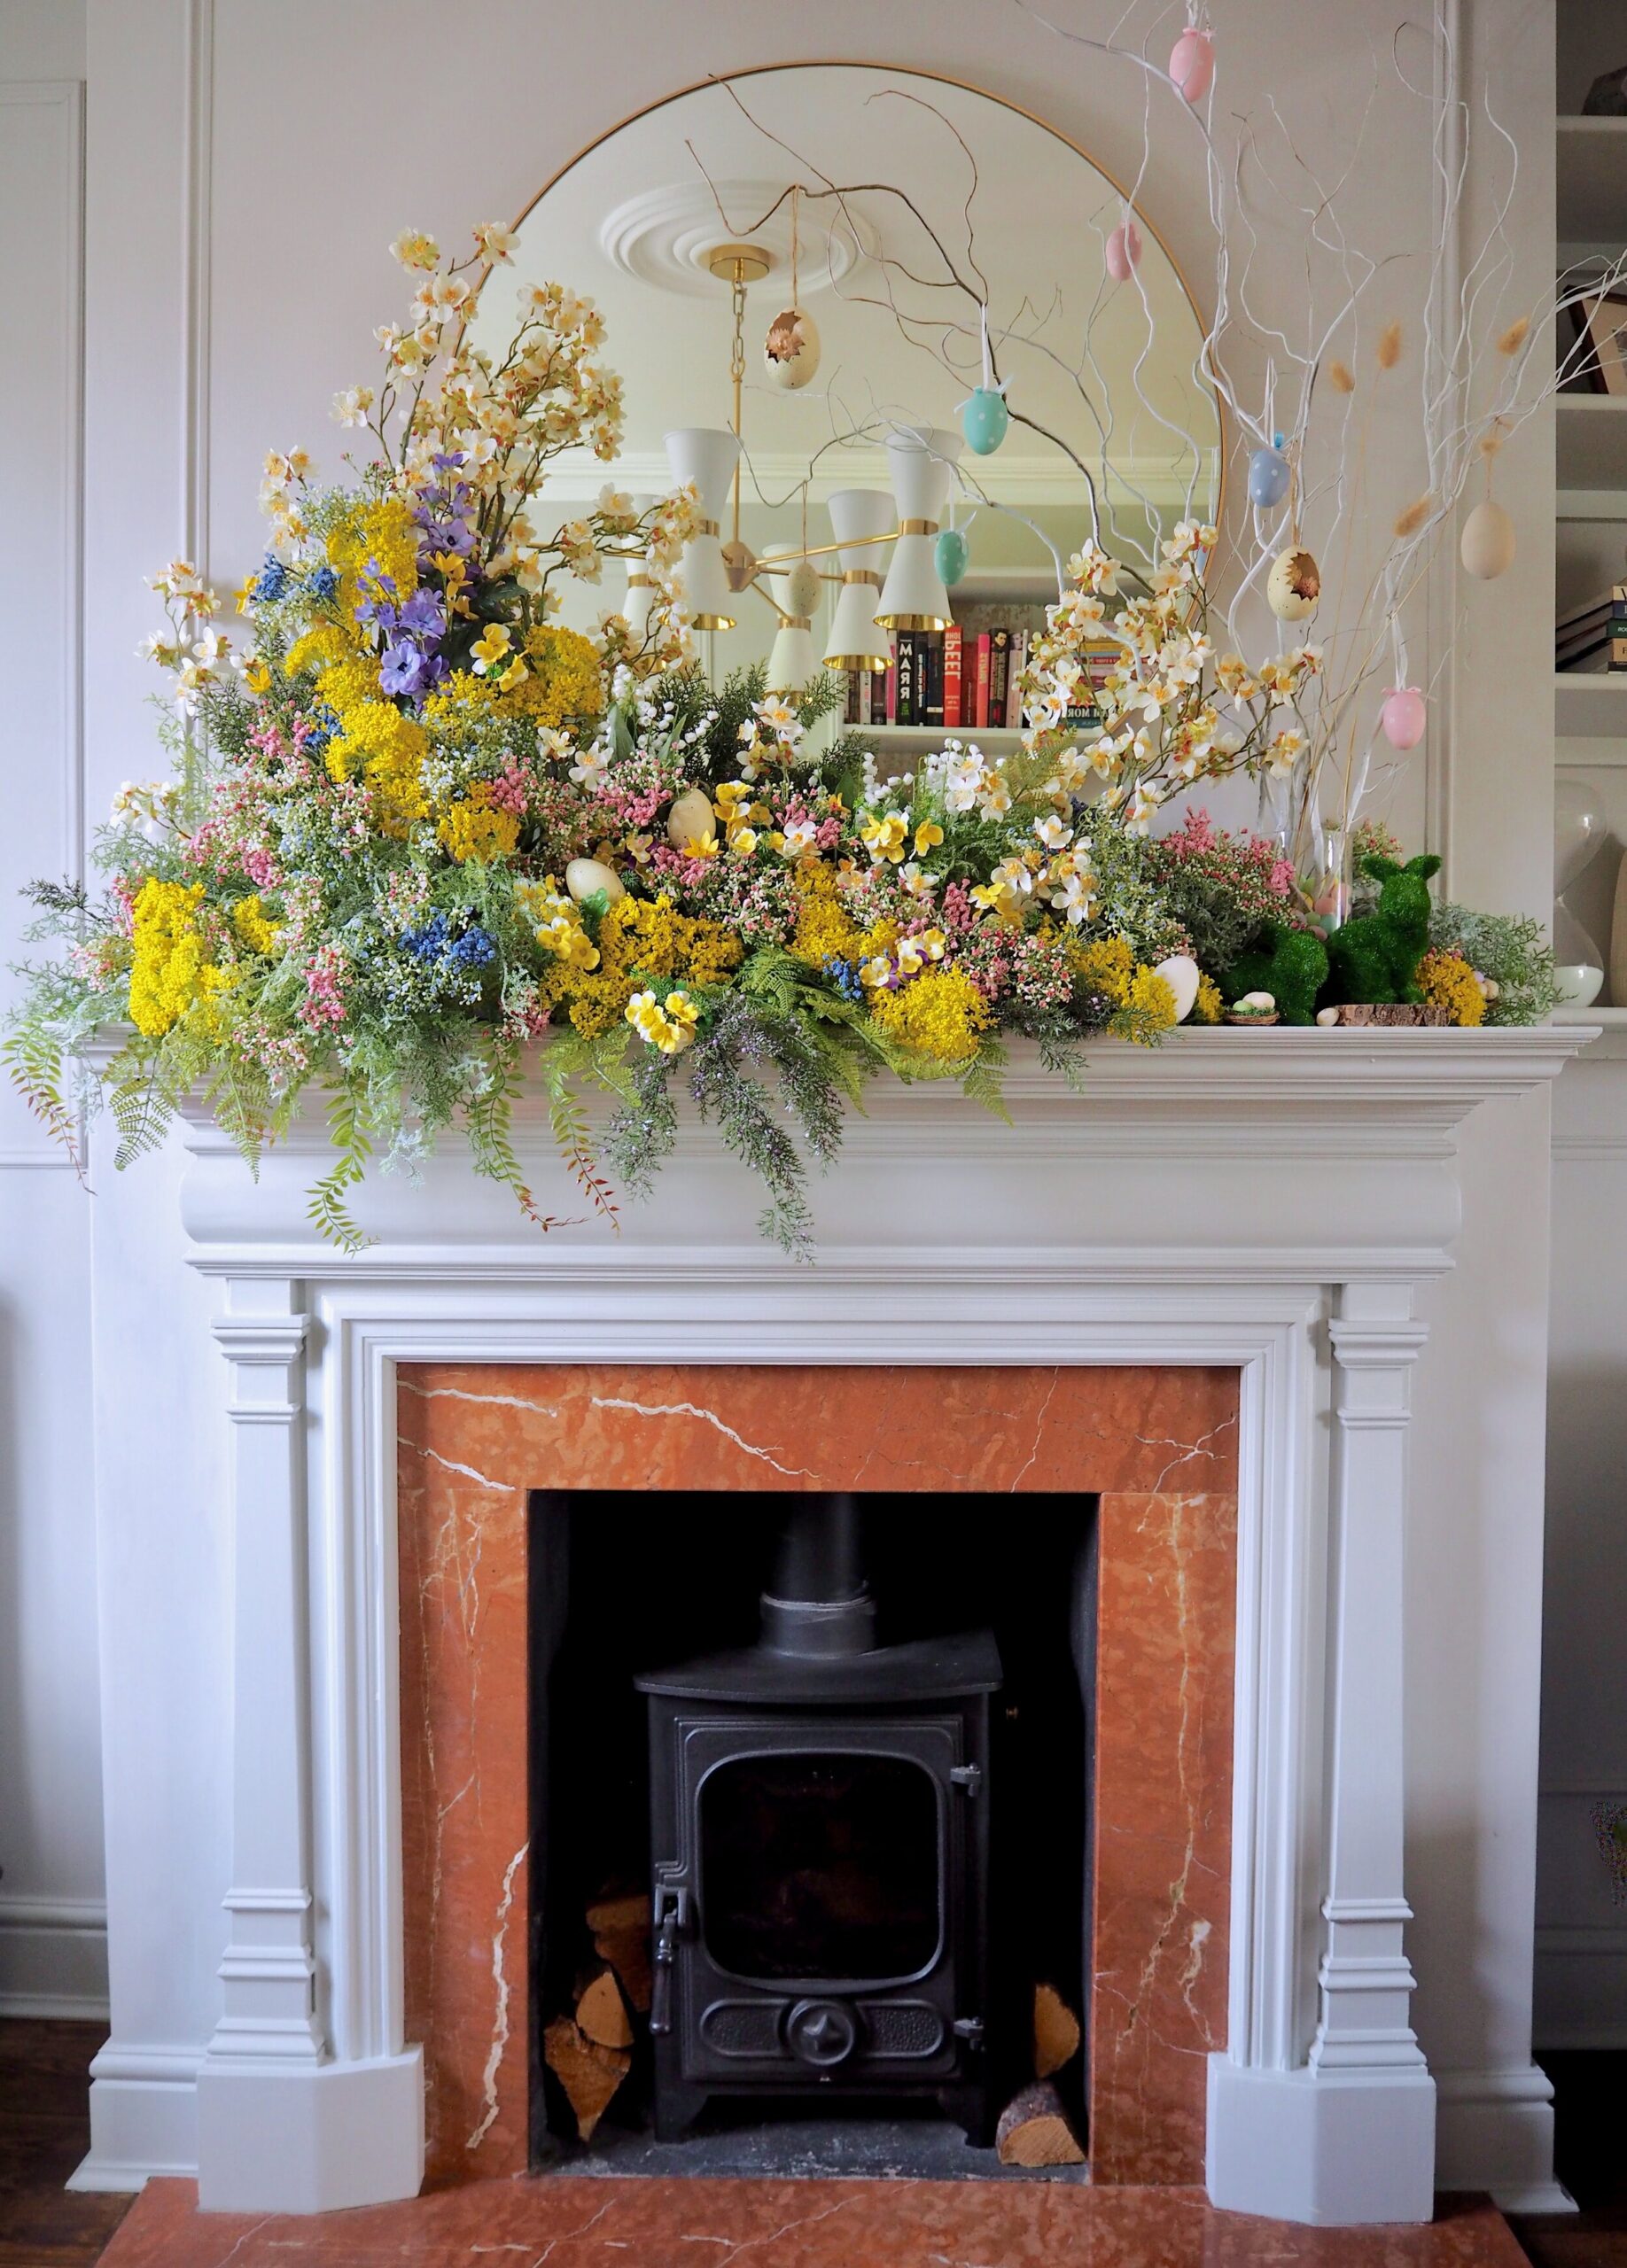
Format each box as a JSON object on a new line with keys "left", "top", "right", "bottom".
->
{"left": 666, "top": 787, "right": 717, "bottom": 851}
{"left": 764, "top": 307, "right": 821, "bottom": 391}
{"left": 1155, "top": 951, "right": 1201, "bottom": 1022}
{"left": 1316, "top": 1006, "right": 1341, "bottom": 1027}
{"left": 1460, "top": 498, "right": 1515, "bottom": 580}
{"left": 564, "top": 857, "right": 624, "bottom": 905}
{"left": 1266, "top": 547, "right": 1320, "bottom": 622}
{"left": 1240, "top": 990, "right": 1276, "bottom": 1011}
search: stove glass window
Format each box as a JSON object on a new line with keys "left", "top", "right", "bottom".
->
{"left": 699, "top": 1749, "right": 942, "bottom": 1984}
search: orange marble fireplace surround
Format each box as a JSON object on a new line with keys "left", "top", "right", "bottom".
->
{"left": 395, "top": 1361, "right": 1238, "bottom": 2193}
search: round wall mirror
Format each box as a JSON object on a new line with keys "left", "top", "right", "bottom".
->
{"left": 468, "top": 63, "right": 1221, "bottom": 701}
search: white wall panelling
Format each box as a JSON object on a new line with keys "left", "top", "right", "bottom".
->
{"left": 0, "top": 44, "right": 107, "bottom": 2022}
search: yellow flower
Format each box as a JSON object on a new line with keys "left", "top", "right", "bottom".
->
{"left": 323, "top": 700, "right": 427, "bottom": 833}
{"left": 128, "top": 878, "right": 211, "bottom": 1037}
{"left": 471, "top": 624, "right": 512, "bottom": 676}
{"left": 914, "top": 820, "right": 945, "bottom": 858}
{"left": 861, "top": 812, "right": 909, "bottom": 865}
{"left": 286, "top": 623, "right": 350, "bottom": 680}
{"left": 438, "top": 784, "right": 520, "bottom": 865}
{"left": 242, "top": 657, "right": 272, "bottom": 695}
{"left": 626, "top": 986, "right": 700, "bottom": 1054}
{"left": 1069, "top": 934, "right": 1134, "bottom": 1005}
{"left": 867, "top": 965, "right": 992, "bottom": 1063}
{"left": 232, "top": 895, "right": 280, "bottom": 955}
{"left": 1110, "top": 965, "right": 1179, "bottom": 1046}
{"left": 1418, "top": 947, "right": 1486, "bottom": 1027}
{"left": 1194, "top": 974, "right": 1225, "bottom": 1024}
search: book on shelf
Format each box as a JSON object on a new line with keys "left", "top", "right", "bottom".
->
{"left": 988, "top": 627, "right": 1011, "bottom": 724}
{"left": 943, "top": 625, "right": 963, "bottom": 728}
{"left": 1004, "top": 630, "right": 1026, "bottom": 727}
{"left": 884, "top": 637, "right": 898, "bottom": 725}
{"left": 971, "top": 632, "right": 993, "bottom": 728}
{"left": 922, "top": 633, "right": 944, "bottom": 727}
{"left": 1615, "top": 583, "right": 1627, "bottom": 673}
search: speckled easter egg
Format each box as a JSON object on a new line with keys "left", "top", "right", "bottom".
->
{"left": 1380, "top": 685, "right": 1427, "bottom": 750}
{"left": 935, "top": 528, "right": 969, "bottom": 587}
{"left": 961, "top": 386, "right": 1009, "bottom": 455}
{"left": 1248, "top": 446, "right": 1290, "bottom": 510}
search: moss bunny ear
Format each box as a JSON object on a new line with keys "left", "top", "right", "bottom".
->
{"left": 1408, "top": 853, "right": 1443, "bottom": 882}
{"left": 1360, "top": 854, "right": 1402, "bottom": 882}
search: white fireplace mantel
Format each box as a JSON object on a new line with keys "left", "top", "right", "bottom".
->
{"left": 75, "top": 1027, "right": 1591, "bottom": 2225}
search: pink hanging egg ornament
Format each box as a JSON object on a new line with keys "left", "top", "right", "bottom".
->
{"left": 1380, "top": 686, "right": 1427, "bottom": 750}
{"left": 1170, "top": 26, "right": 1216, "bottom": 103}
{"left": 1105, "top": 219, "right": 1142, "bottom": 283}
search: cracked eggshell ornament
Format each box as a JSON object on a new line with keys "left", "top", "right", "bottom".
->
{"left": 1105, "top": 219, "right": 1142, "bottom": 282}
{"left": 763, "top": 306, "right": 820, "bottom": 391}
{"left": 1267, "top": 545, "right": 1321, "bottom": 622}
{"left": 666, "top": 787, "right": 717, "bottom": 853}
{"left": 1154, "top": 952, "right": 1201, "bottom": 1023}
{"left": 1460, "top": 498, "right": 1515, "bottom": 579}
{"left": 564, "top": 857, "right": 624, "bottom": 906}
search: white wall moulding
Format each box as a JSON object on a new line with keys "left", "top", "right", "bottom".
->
{"left": 65, "top": 1027, "right": 1587, "bottom": 2222}
{"left": 0, "top": 1897, "right": 109, "bottom": 2021}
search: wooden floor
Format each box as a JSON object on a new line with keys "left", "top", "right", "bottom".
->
{"left": 0, "top": 2022, "right": 129, "bottom": 2266}
{"left": 0, "top": 2018, "right": 1618, "bottom": 2265}
{"left": 1508, "top": 2052, "right": 1627, "bottom": 2268}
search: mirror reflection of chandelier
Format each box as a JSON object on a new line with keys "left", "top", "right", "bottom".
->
{"left": 650, "top": 236, "right": 963, "bottom": 694}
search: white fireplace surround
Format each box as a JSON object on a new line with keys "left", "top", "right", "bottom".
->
{"left": 69, "top": 1028, "right": 1587, "bottom": 2225}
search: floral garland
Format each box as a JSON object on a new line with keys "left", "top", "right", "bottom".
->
{"left": 4, "top": 222, "right": 1559, "bottom": 1258}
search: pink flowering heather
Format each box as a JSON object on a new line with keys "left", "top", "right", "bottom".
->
{"left": 300, "top": 945, "right": 348, "bottom": 1031}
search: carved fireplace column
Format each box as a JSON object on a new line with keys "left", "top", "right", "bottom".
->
{"left": 1208, "top": 1276, "right": 1437, "bottom": 2225}
{"left": 193, "top": 1277, "right": 423, "bottom": 2213}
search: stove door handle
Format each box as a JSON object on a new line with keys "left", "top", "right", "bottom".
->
{"left": 649, "top": 1884, "right": 690, "bottom": 2039}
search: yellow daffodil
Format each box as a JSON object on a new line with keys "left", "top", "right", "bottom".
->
{"left": 914, "top": 820, "right": 945, "bottom": 858}
{"left": 860, "top": 812, "right": 909, "bottom": 865}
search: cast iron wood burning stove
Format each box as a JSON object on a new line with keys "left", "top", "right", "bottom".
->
{"left": 635, "top": 1494, "right": 1001, "bottom": 2143}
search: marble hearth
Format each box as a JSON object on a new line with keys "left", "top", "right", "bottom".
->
{"left": 73, "top": 1029, "right": 1590, "bottom": 2227}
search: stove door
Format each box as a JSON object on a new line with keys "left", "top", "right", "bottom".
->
{"left": 656, "top": 1713, "right": 972, "bottom": 2088}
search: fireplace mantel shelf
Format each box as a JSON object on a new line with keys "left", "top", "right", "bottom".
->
{"left": 169, "top": 1023, "right": 1593, "bottom": 1277}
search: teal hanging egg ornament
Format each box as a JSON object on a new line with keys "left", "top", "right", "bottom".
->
{"left": 935, "top": 526, "right": 969, "bottom": 588}
{"left": 961, "top": 301, "right": 1009, "bottom": 455}
{"left": 961, "top": 386, "right": 1008, "bottom": 456}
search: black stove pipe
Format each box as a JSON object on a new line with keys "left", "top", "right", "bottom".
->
{"left": 759, "top": 1494, "right": 877, "bottom": 1658}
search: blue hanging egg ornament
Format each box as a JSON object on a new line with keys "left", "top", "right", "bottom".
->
{"left": 935, "top": 527, "right": 969, "bottom": 587}
{"left": 1249, "top": 442, "right": 1290, "bottom": 511}
{"left": 961, "top": 385, "right": 1008, "bottom": 456}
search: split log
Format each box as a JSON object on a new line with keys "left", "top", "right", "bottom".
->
{"left": 576, "top": 1966, "right": 634, "bottom": 2051}
{"left": 1332, "top": 1002, "right": 1451, "bottom": 1027}
{"left": 1032, "top": 1983, "right": 1081, "bottom": 2080}
{"left": 995, "top": 2080, "right": 1086, "bottom": 2168}
{"left": 543, "top": 2014, "right": 631, "bottom": 2142}
{"left": 586, "top": 1890, "right": 653, "bottom": 2013}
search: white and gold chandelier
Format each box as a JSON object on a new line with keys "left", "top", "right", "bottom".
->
{"left": 635, "top": 240, "right": 963, "bottom": 693}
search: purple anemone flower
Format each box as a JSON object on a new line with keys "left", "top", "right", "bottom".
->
{"left": 379, "top": 640, "right": 432, "bottom": 698}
